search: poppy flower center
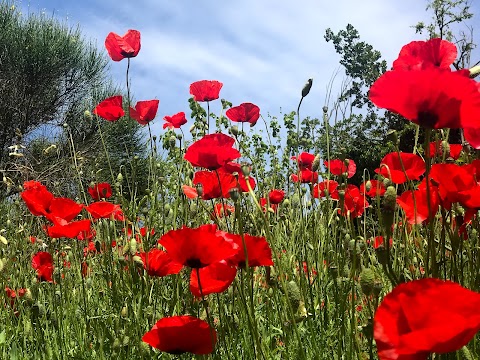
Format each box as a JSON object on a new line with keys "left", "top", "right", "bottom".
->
{"left": 185, "top": 258, "right": 204, "bottom": 268}
{"left": 417, "top": 110, "right": 439, "bottom": 128}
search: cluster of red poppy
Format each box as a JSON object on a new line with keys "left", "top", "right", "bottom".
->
{"left": 368, "top": 39, "right": 480, "bottom": 359}
{"left": 21, "top": 180, "right": 124, "bottom": 281}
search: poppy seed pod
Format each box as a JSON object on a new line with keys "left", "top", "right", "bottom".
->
{"left": 311, "top": 154, "right": 321, "bottom": 172}
{"left": 383, "top": 186, "right": 397, "bottom": 212}
{"left": 360, "top": 268, "right": 375, "bottom": 296}
{"left": 301, "top": 78, "right": 313, "bottom": 97}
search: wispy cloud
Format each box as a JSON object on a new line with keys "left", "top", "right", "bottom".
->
{"left": 19, "top": 0, "right": 479, "bottom": 135}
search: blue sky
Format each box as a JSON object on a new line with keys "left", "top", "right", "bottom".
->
{"left": 17, "top": 0, "right": 480, "bottom": 136}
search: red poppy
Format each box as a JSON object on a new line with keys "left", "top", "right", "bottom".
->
{"left": 324, "top": 159, "right": 356, "bottom": 178}
{"left": 184, "top": 133, "right": 241, "bottom": 170}
{"left": 376, "top": 152, "right": 425, "bottom": 184}
{"left": 268, "top": 190, "right": 285, "bottom": 204}
{"left": 360, "top": 180, "right": 386, "bottom": 197}
{"left": 369, "top": 69, "right": 480, "bottom": 129}
{"left": 457, "top": 186, "right": 480, "bottom": 209}
{"left": 212, "top": 203, "right": 235, "bottom": 219}
{"left": 225, "top": 102, "right": 261, "bottom": 126}
{"left": 371, "top": 236, "right": 393, "bottom": 249}
{"left": 331, "top": 184, "right": 369, "bottom": 218}
{"left": 428, "top": 140, "right": 463, "bottom": 160}
{"left": 88, "top": 183, "right": 112, "bottom": 201}
{"left": 143, "top": 315, "right": 217, "bottom": 355}
{"left": 291, "top": 169, "right": 319, "bottom": 183}
{"left": 32, "top": 251, "right": 54, "bottom": 282}
{"left": 313, "top": 179, "right": 338, "bottom": 198}
{"left": 397, "top": 186, "right": 439, "bottom": 224}
{"left": 393, "top": 38, "right": 457, "bottom": 70}
{"left": 190, "top": 260, "right": 237, "bottom": 297}
{"left": 292, "top": 152, "right": 316, "bottom": 170}
{"left": 225, "top": 233, "right": 273, "bottom": 268}
{"left": 260, "top": 197, "right": 278, "bottom": 213}
{"left": 45, "top": 197, "right": 84, "bottom": 225}
{"left": 140, "top": 249, "right": 183, "bottom": 277}
{"left": 159, "top": 224, "right": 238, "bottom": 268}
{"left": 105, "top": 29, "right": 141, "bottom": 61}
{"left": 93, "top": 96, "right": 124, "bottom": 122}
{"left": 85, "top": 201, "right": 124, "bottom": 221}
{"left": 163, "top": 111, "right": 187, "bottom": 129}
{"left": 182, "top": 185, "right": 199, "bottom": 199}
{"left": 192, "top": 170, "right": 237, "bottom": 200}
{"left": 374, "top": 278, "right": 480, "bottom": 360}
{"left": 429, "top": 163, "right": 475, "bottom": 210}
{"left": 220, "top": 162, "right": 256, "bottom": 192}
{"left": 21, "top": 183, "right": 54, "bottom": 217}
{"left": 189, "top": 80, "right": 223, "bottom": 102}
{"left": 464, "top": 127, "right": 480, "bottom": 150}
{"left": 129, "top": 100, "right": 159, "bottom": 126}
{"left": 46, "top": 219, "right": 92, "bottom": 239}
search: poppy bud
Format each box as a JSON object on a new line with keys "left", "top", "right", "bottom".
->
{"left": 117, "top": 173, "right": 123, "bottom": 182}
{"left": 322, "top": 106, "right": 328, "bottom": 114}
{"left": 365, "top": 180, "right": 372, "bottom": 192}
{"left": 460, "top": 346, "right": 474, "bottom": 360}
{"left": 229, "top": 187, "right": 240, "bottom": 201}
{"left": 360, "top": 268, "right": 375, "bottom": 296}
{"left": 386, "top": 129, "right": 398, "bottom": 144}
{"left": 176, "top": 133, "right": 182, "bottom": 141}
{"left": 301, "top": 78, "right": 313, "bottom": 98}
{"left": 169, "top": 135, "right": 177, "bottom": 147}
{"left": 311, "top": 154, "right": 321, "bottom": 172}
{"left": 283, "top": 198, "right": 291, "bottom": 207}
{"left": 383, "top": 186, "right": 397, "bottom": 212}
{"left": 241, "top": 164, "right": 251, "bottom": 177}
{"left": 121, "top": 306, "right": 128, "bottom": 318}
{"left": 133, "top": 255, "right": 144, "bottom": 267}
{"left": 0, "top": 258, "right": 3, "bottom": 272}
{"left": 286, "top": 280, "right": 301, "bottom": 311}
{"left": 129, "top": 238, "right": 137, "bottom": 256}
{"left": 189, "top": 125, "right": 196, "bottom": 134}
{"left": 470, "top": 64, "right": 480, "bottom": 78}
{"left": 195, "top": 183, "right": 203, "bottom": 197}
{"left": 230, "top": 125, "right": 239, "bottom": 136}
{"left": 84, "top": 110, "right": 93, "bottom": 121}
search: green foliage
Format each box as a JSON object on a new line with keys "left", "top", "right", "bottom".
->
{"left": 0, "top": 2, "right": 147, "bottom": 198}
{"left": 321, "top": 24, "right": 397, "bottom": 184}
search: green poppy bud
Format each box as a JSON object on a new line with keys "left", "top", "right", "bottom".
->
{"left": 301, "top": 78, "right": 313, "bottom": 97}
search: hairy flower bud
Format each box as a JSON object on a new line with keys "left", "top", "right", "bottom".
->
{"left": 360, "top": 268, "right": 375, "bottom": 296}
{"left": 311, "top": 154, "right": 321, "bottom": 172}
{"left": 301, "top": 78, "right": 313, "bottom": 97}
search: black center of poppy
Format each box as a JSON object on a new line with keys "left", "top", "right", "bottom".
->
{"left": 417, "top": 111, "right": 439, "bottom": 128}
{"left": 185, "top": 258, "right": 204, "bottom": 268}
{"left": 168, "top": 349, "right": 186, "bottom": 355}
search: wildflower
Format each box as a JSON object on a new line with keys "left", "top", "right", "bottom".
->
{"left": 163, "top": 111, "right": 187, "bottom": 129}
{"left": 369, "top": 69, "right": 480, "bottom": 129}
{"left": 159, "top": 224, "right": 238, "bottom": 268}
{"left": 190, "top": 260, "right": 237, "bottom": 297}
{"left": 88, "top": 182, "right": 113, "bottom": 201}
{"left": 143, "top": 315, "right": 217, "bottom": 355}
{"left": 375, "top": 152, "right": 425, "bottom": 184}
{"left": 374, "top": 278, "right": 480, "bottom": 360}
{"left": 129, "top": 100, "right": 159, "bottom": 125}
{"left": 184, "top": 133, "right": 241, "bottom": 170}
{"left": 393, "top": 38, "right": 457, "bottom": 70}
{"left": 139, "top": 249, "right": 183, "bottom": 277}
{"left": 189, "top": 80, "right": 223, "bottom": 102}
{"left": 32, "top": 251, "right": 54, "bottom": 282}
{"left": 93, "top": 96, "right": 124, "bottom": 122}
{"left": 324, "top": 159, "right": 356, "bottom": 178}
{"left": 226, "top": 102, "right": 260, "bottom": 126}
{"left": 105, "top": 29, "right": 141, "bottom": 61}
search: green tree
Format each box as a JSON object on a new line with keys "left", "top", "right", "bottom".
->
{"left": 0, "top": 2, "right": 147, "bottom": 197}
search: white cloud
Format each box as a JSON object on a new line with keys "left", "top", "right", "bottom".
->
{"left": 19, "top": 0, "right": 478, "bottom": 136}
